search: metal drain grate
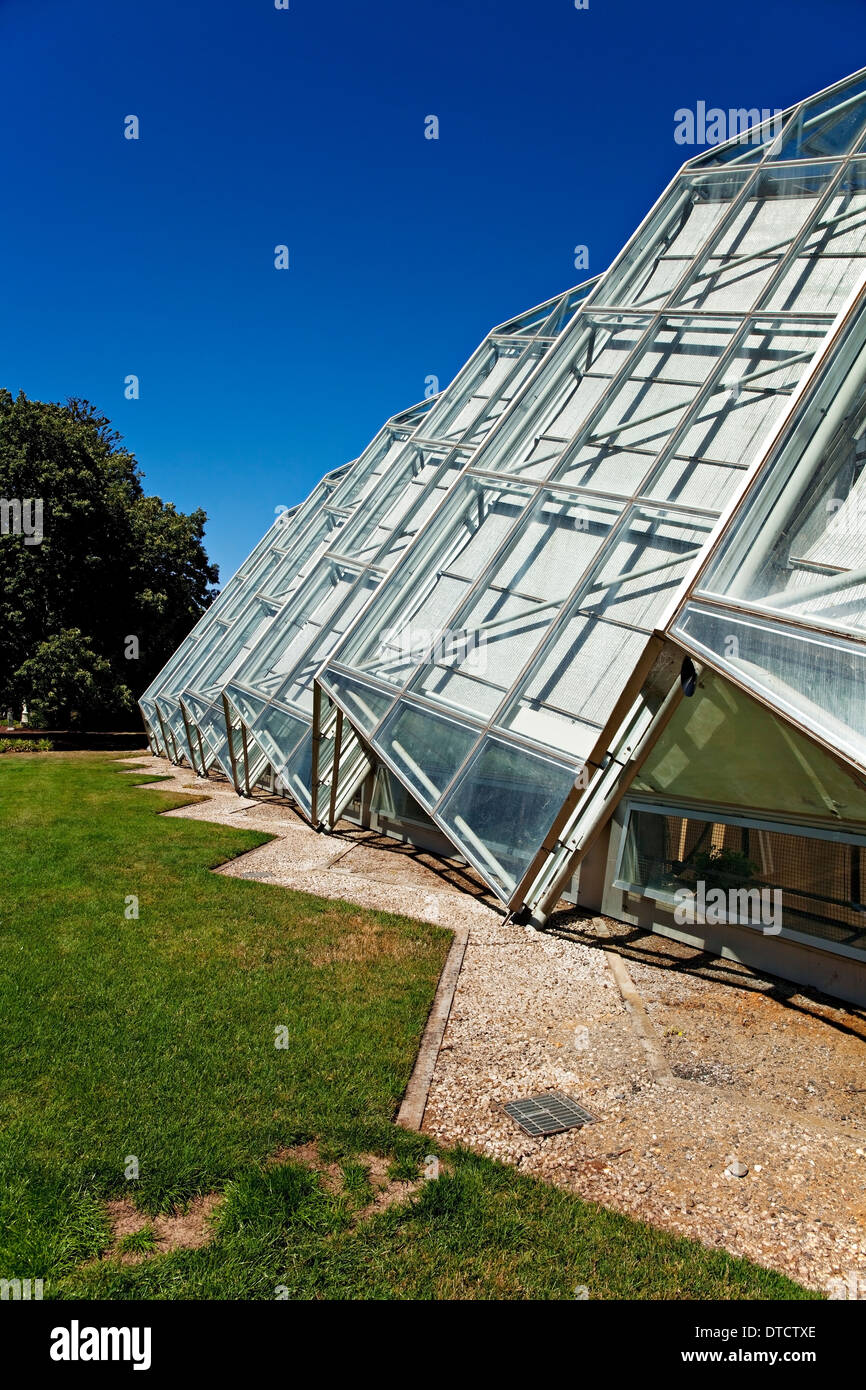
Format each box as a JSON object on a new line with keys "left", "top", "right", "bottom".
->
{"left": 503, "top": 1091, "right": 596, "bottom": 1137}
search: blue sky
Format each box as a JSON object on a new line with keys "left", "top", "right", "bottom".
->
{"left": 3, "top": 0, "right": 866, "bottom": 583}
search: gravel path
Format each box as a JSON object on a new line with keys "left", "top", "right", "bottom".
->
{"left": 125, "top": 755, "right": 866, "bottom": 1295}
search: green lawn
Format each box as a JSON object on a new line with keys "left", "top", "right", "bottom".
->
{"left": 0, "top": 753, "right": 817, "bottom": 1299}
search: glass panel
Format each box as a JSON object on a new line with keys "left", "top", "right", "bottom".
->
{"left": 279, "top": 731, "right": 314, "bottom": 813}
{"left": 689, "top": 109, "right": 789, "bottom": 168}
{"left": 408, "top": 494, "right": 620, "bottom": 721}
{"left": 580, "top": 507, "right": 712, "bottom": 629}
{"left": 675, "top": 602, "right": 866, "bottom": 767}
{"left": 186, "top": 695, "right": 232, "bottom": 773}
{"left": 669, "top": 294, "right": 866, "bottom": 773}
{"left": 495, "top": 281, "right": 594, "bottom": 337}
{"left": 245, "top": 742, "right": 272, "bottom": 789}
{"left": 223, "top": 683, "right": 269, "bottom": 728}
{"left": 337, "top": 478, "right": 533, "bottom": 686}
{"left": 332, "top": 445, "right": 452, "bottom": 566}
{"left": 675, "top": 164, "right": 836, "bottom": 313}
{"left": 620, "top": 807, "right": 866, "bottom": 953}
{"left": 370, "top": 766, "right": 439, "bottom": 830}
{"left": 643, "top": 455, "right": 744, "bottom": 511}
{"left": 376, "top": 701, "right": 479, "bottom": 811}
{"left": 159, "top": 619, "right": 230, "bottom": 700}
{"left": 471, "top": 315, "right": 651, "bottom": 480}
{"left": 373, "top": 458, "right": 466, "bottom": 569}
{"left": 673, "top": 319, "right": 826, "bottom": 467}
{"left": 275, "top": 614, "right": 381, "bottom": 724}
{"left": 179, "top": 694, "right": 222, "bottom": 768}
{"left": 154, "top": 696, "right": 192, "bottom": 763}
{"left": 244, "top": 700, "right": 308, "bottom": 772}
{"left": 722, "top": 401, "right": 866, "bottom": 635}
{"left": 438, "top": 736, "right": 575, "bottom": 898}
{"left": 498, "top": 618, "right": 649, "bottom": 759}
{"left": 696, "top": 299, "right": 866, "bottom": 634}
{"left": 633, "top": 666, "right": 866, "bottom": 824}
{"left": 424, "top": 345, "right": 542, "bottom": 447}
{"left": 232, "top": 565, "right": 358, "bottom": 699}
{"left": 771, "top": 72, "right": 866, "bottom": 162}
{"left": 186, "top": 599, "right": 277, "bottom": 696}
{"left": 763, "top": 161, "right": 866, "bottom": 313}
{"left": 328, "top": 427, "right": 416, "bottom": 511}
{"left": 595, "top": 170, "right": 750, "bottom": 310}
{"left": 319, "top": 669, "right": 394, "bottom": 735}
{"left": 553, "top": 318, "right": 738, "bottom": 493}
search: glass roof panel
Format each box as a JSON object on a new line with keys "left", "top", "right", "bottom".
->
{"left": 593, "top": 170, "right": 751, "bottom": 311}
{"left": 762, "top": 159, "right": 866, "bottom": 313}
{"left": 687, "top": 112, "right": 789, "bottom": 170}
{"left": 338, "top": 476, "right": 536, "bottom": 687}
{"left": 769, "top": 69, "right": 866, "bottom": 162}
{"left": 469, "top": 314, "right": 652, "bottom": 481}
{"left": 154, "top": 694, "right": 194, "bottom": 765}
{"left": 675, "top": 601, "right": 866, "bottom": 767}
{"left": 674, "top": 164, "right": 839, "bottom": 314}
{"left": 222, "top": 682, "right": 269, "bottom": 729}
{"left": 278, "top": 730, "right": 316, "bottom": 813}
{"left": 406, "top": 493, "right": 622, "bottom": 723}
{"left": 497, "top": 617, "right": 649, "bottom": 761}
{"left": 244, "top": 700, "right": 308, "bottom": 775}
{"left": 181, "top": 693, "right": 234, "bottom": 780}
{"left": 670, "top": 285, "right": 866, "bottom": 769}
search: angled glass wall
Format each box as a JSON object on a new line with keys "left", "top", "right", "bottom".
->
{"left": 170, "top": 400, "right": 435, "bottom": 777}
{"left": 143, "top": 468, "right": 350, "bottom": 768}
{"left": 315, "top": 68, "right": 866, "bottom": 905}
{"left": 140, "top": 455, "right": 359, "bottom": 766}
{"left": 145, "top": 66, "right": 866, "bottom": 930}
{"left": 213, "top": 283, "right": 598, "bottom": 804}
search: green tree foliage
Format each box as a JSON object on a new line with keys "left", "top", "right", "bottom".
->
{"left": 0, "top": 390, "right": 218, "bottom": 725}
{"left": 15, "top": 630, "right": 127, "bottom": 727}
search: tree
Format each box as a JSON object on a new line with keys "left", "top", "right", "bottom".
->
{"left": 0, "top": 391, "right": 218, "bottom": 725}
{"left": 15, "top": 630, "right": 131, "bottom": 728}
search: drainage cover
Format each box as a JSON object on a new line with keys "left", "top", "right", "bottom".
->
{"left": 504, "top": 1092, "right": 596, "bottom": 1137}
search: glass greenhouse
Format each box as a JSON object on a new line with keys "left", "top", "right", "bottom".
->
{"left": 141, "top": 67, "right": 866, "bottom": 1006}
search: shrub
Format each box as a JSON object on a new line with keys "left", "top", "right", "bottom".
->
{"left": 0, "top": 737, "right": 54, "bottom": 753}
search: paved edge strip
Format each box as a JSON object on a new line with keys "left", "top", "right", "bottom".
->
{"left": 592, "top": 918, "right": 674, "bottom": 1085}
{"left": 396, "top": 925, "right": 470, "bottom": 1131}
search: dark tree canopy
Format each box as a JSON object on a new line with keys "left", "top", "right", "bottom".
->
{"left": 0, "top": 390, "right": 219, "bottom": 726}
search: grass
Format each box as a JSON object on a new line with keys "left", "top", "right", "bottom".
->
{"left": 115, "top": 1227, "right": 157, "bottom": 1256}
{"left": 0, "top": 753, "right": 818, "bottom": 1300}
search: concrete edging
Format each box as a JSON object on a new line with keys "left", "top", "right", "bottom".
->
{"left": 396, "top": 925, "right": 470, "bottom": 1131}
{"left": 592, "top": 918, "right": 673, "bottom": 1084}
